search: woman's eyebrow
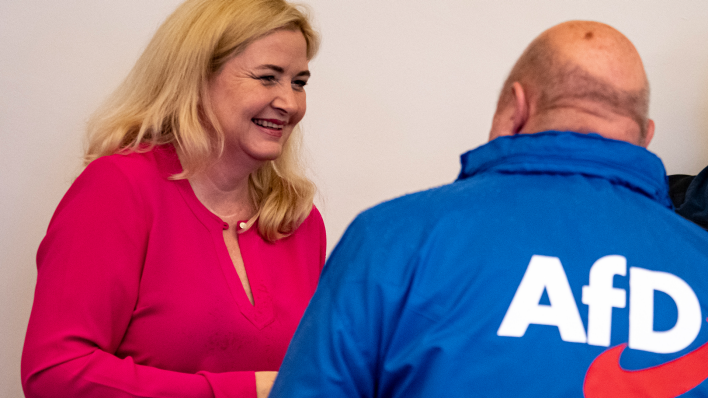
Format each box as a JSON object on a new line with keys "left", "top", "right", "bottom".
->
{"left": 257, "top": 64, "right": 285, "bottom": 73}
{"left": 257, "top": 64, "right": 310, "bottom": 77}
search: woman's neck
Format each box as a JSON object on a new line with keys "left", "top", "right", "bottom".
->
{"left": 181, "top": 150, "right": 261, "bottom": 222}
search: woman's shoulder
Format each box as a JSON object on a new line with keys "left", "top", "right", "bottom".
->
{"left": 84, "top": 145, "right": 180, "bottom": 184}
{"left": 287, "top": 204, "right": 326, "bottom": 266}
{"left": 281, "top": 205, "right": 325, "bottom": 245}
{"left": 300, "top": 205, "right": 325, "bottom": 232}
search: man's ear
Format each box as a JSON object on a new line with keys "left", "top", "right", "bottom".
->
{"left": 488, "top": 82, "right": 530, "bottom": 141}
{"left": 511, "top": 82, "right": 529, "bottom": 134}
{"left": 641, "top": 119, "right": 655, "bottom": 148}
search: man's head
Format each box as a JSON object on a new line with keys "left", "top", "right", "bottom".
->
{"left": 489, "top": 21, "right": 654, "bottom": 147}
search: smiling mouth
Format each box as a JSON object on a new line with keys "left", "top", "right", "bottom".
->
{"left": 252, "top": 118, "right": 285, "bottom": 130}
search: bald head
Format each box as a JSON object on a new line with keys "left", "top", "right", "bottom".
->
{"left": 490, "top": 21, "right": 654, "bottom": 147}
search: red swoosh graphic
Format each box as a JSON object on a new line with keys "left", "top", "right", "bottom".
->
{"left": 584, "top": 341, "right": 708, "bottom": 397}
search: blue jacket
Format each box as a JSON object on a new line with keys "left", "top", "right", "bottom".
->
{"left": 272, "top": 132, "right": 708, "bottom": 397}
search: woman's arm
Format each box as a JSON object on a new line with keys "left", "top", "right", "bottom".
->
{"left": 21, "top": 157, "right": 257, "bottom": 398}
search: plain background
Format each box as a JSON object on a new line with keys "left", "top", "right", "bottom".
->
{"left": 2, "top": 1, "right": 708, "bottom": 396}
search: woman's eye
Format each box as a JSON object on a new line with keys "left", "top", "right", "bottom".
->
{"left": 258, "top": 75, "right": 277, "bottom": 84}
{"left": 292, "top": 80, "right": 308, "bottom": 90}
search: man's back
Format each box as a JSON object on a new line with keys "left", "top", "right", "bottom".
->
{"left": 273, "top": 132, "right": 708, "bottom": 396}
{"left": 271, "top": 21, "right": 708, "bottom": 397}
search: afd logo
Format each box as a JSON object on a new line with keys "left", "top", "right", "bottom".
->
{"left": 497, "top": 255, "right": 702, "bottom": 354}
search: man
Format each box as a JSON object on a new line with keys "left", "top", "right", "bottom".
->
{"left": 271, "top": 21, "right": 708, "bottom": 397}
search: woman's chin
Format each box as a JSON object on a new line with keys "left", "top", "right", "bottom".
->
{"left": 247, "top": 147, "right": 284, "bottom": 163}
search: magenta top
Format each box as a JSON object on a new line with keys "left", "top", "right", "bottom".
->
{"left": 22, "top": 145, "right": 326, "bottom": 398}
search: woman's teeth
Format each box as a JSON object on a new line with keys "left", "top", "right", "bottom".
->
{"left": 253, "top": 119, "right": 284, "bottom": 129}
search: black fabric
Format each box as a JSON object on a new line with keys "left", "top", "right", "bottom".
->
{"left": 669, "top": 167, "right": 708, "bottom": 231}
{"left": 668, "top": 174, "right": 695, "bottom": 208}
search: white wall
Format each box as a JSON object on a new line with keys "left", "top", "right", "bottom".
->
{"left": 2, "top": 1, "right": 708, "bottom": 396}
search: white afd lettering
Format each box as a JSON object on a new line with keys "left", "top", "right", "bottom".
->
{"left": 497, "top": 255, "right": 587, "bottom": 343}
{"left": 498, "top": 255, "right": 702, "bottom": 354}
{"left": 629, "top": 267, "right": 701, "bottom": 354}
{"left": 582, "top": 255, "right": 627, "bottom": 347}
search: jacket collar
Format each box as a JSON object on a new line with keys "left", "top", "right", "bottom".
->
{"left": 457, "top": 131, "right": 672, "bottom": 209}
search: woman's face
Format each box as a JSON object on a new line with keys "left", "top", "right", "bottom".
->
{"left": 207, "top": 29, "right": 310, "bottom": 163}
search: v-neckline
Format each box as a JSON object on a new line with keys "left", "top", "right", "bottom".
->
{"left": 157, "top": 145, "right": 275, "bottom": 329}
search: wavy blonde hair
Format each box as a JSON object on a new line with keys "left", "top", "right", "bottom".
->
{"left": 85, "top": 0, "right": 320, "bottom": 241}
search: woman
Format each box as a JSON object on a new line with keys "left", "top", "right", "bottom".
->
{"left": 21, "top": 1, "right": 325, "bottom": 397}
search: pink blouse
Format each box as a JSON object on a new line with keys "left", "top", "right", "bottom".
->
{"left": 22, "top": 145, "right": 326, "bottom": 398}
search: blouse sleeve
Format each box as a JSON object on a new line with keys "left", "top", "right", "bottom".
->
{"left": 21, "top": 158, "right": 256, "bottom": 398}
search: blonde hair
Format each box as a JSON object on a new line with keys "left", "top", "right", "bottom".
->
{"left": 85, "top": 0, "right": 320, "bottom": 241}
